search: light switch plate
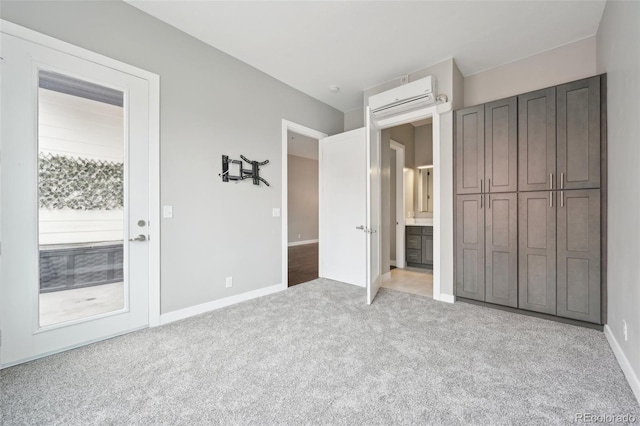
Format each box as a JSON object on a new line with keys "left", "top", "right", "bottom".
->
{"left": 163, "top": 205, "right": 173, "bottom": 219}
{"left": 272, "top": 208, "right": 280, "bottom": 217}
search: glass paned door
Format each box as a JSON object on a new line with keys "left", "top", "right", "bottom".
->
{"left": 1, "top": 32, "right": 151, "bottom": 367}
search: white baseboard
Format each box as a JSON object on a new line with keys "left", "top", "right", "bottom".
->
{"left": 160, "top": 284, "right": 284, "bottom": 325}
{"left": 604, "top": 325, "right": 640, "bottom": 404}
{"left": 434, "top": 293, "right": 455, "bottom": 304}
{"left": 288, "top": 239, "right": 319, "bottom": 247}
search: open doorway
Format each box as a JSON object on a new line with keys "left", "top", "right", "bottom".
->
{"left": 287, "top": 131, "right": 320, "bottom": 286}
{"left": 381, "top": 119, "right": 435, "bottom": 297}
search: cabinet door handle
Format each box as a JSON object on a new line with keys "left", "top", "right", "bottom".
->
{"left": 488, "top": 195, "right": 491, "bottom": 209}
{"left": 550, "top": 173, "right": 553, "bottom": 190}
{"left": 480, "top": 179, "right": 483, "bottom": 193}
{"left": 488, "top": 178, "right": 491, "bottom": 192}
{"left": 480, "top": 195, "right": 483, "bottom": 209}
{"left": 561, "top": 172, "right": 564, "bottom": 189}
{"left": 550, "top": 191, "right": 553, "bottom": 208}
{"left": 561, "top": 191, "right": 564, "bottom": 208}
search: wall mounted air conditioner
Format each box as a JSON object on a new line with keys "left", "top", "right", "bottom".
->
{"left": 369, "top": 76, "right": 436, "bottom": 118}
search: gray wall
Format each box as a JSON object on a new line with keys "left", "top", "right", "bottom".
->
{"left": 596, "top": 0, "right": 640, "bottom": 393}
{"left": 1, "top": 1, "right": 344, "bottom": 314}
{"left": 344, "top": 107, "right": 365, "bottom": 131}
{"left": 414, "top": 123, "right": 433, "bottom": 167}
{"left": 464, "top": 37, "right": 596, "bottom": 107}
{"left": 287, "top": 155, "right": 319, "bottom": 243}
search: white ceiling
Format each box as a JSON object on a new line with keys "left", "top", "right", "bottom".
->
{"left": 127, "top": 0, "right": 605, "bottom": 112}
{"left": 288, "top": 131, "right": 318, "bottom": 160}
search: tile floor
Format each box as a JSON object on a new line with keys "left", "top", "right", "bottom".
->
{"left": 382, "top": 267, "right": 433, "bottom": 297}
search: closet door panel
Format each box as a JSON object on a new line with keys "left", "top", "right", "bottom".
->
{"left": 456, "top": 195, "right": 485, "bottom": 301}
{"left": 485, "top": 193, "right": 518, "bottom": 307}
{"left": 518, "top": 88, "right": 556, "bottom": 192}
{"left": 557, "top": 77, "right": 601, "bottom": 190}
{"left": 557, "top": 189, "right": 601, "bottom": 323}
{"left": 486, "top": 97, "right": 517, "bottom": 193}
{"left": 456, "top": 105, "right": 485, "bottom": 194}
{"left": 518, "top": 191, "right": 556, "bottom": 314}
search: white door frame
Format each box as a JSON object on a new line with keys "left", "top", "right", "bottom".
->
{"left": 0, "top": 20, "right": 161, "bottom": 331}
{"left": 280, "top": 120, "right": 327, "bottom": 289}
{"left": 390, "top": 140, "right": 405, "bottom": 269}
{"left": 374, "top": 102, "right": 453, "bottom": 302}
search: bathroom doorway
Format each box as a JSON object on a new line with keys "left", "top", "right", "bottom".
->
{"left": 382, "top": 119, "right": 435, "bottom": 297}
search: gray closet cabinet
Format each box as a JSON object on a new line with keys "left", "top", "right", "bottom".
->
{"left": 455, "top": 105, "right": 484, "bottom": 194}
{"left": 518, "top": 87, "right": 556, "bottom": 192}
{"left": 485, "top": 193, "right": 518, "bottom": 307}
{"left": 557, "top": 189, "right": 601, "bottom": 323}
{"left": 557, "top": 77, "right": 601, "bottom": 190}
{"left": 455, "top": 98, "right": 518, "bottom": 195}
{"left": 518, "top": 191, "right": 557, "bottom": 315}
{"left": 454, "top": 75, "right": 606, "bottom": 326}
{"left": 518, "top": 189, "right": 601, "bottom": 323}
{"left": 485, "top": 97, "right": 518, "bottom": 193}
{"left": 455, "top": 195, "right": 485, "bottom": 301}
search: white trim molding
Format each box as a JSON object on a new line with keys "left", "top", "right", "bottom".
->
{"left": 160, "top": 284, "right": 284, "bottom": 325}
{"left": 288, "top": 239, "right": 319, "bottom": 247}
{"left": 434, "top": 293, "right": 455, "bottom": 304}
{"left": 281, "top": 120, "right": 327, "bottom": 290}
{"left": 605, "top": 325, "right": 640, "bottom": 404}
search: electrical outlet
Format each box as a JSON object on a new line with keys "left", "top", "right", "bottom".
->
{"left": 400, "top": 74, "right": 409, "bottom": 85}
{"left": 623, "top": 320, "right": 628, "bottom": 341}
{"left": 225, "top": 276, "right": 233, "bottom": 288}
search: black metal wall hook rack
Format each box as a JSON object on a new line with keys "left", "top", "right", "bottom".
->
{"left": 220, "top": 154, "right": 270, "bottom": 186}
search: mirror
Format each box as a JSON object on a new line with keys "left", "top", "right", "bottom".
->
{"left": 418, "top": 166, "right": 433, "bottom": 213}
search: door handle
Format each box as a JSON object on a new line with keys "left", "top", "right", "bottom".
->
{"left": 356, "top": 225, "right": 365, "bottom": 230}
{"left": 561, "top": 191, "right": 564, "bottom": 208}
{"left": 550, "top": 192, "right": 553, "bottom": 208}
{"left": 550, "top": 173, "right": 553, "bottom": 190}
{"left": 561, "top": 172, "right": 564, "bottom": 189}
{"left": 129, "top": 234, "right": 147, "bottom": 242}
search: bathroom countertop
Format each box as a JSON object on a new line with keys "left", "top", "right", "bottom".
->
{"left": 405, "top": 218, "right": 433, "bottom": 226}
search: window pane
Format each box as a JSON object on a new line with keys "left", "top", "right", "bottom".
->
{"left": 38, "top": 71, "right": 126, "bottom": 327}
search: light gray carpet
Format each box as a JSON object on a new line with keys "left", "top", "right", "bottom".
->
{"left": 1, "top": 279, "right": 638, "bottom": 425}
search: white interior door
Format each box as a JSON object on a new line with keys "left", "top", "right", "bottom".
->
{"left": 319, "top": 128, "right": 367, "bottom": 287}
{"left": 366, "top": 108, "right": 382, "bottom": 303}
{"left": 0, "top": 33, "right": 151, "bottom": 367}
